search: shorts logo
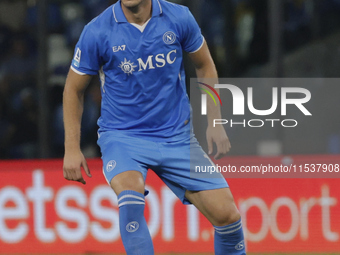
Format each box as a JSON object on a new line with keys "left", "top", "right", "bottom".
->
{"left": 163, "top": 31, "right": 176, "bottom": 44}
{"left": 106, "top": 160, "right": 116, "bottom": 172}
{"left": 72, "top": 48, "right": 81, "bottom": 67}
{"left": 235, "top": 240, "right": 245, "bottom": 250}
{"left": 126, "top": 221, "right": 139, "bottom": 232}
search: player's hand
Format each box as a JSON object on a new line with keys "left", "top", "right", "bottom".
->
{"left": 63, "top": 150, "right": 92, "bottom": 184}
{"left": 206, "top": 125, "right": 231, "bottom": 160}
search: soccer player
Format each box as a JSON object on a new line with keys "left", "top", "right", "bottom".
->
{"left": 63, "top": 0, "right": 246, "bottom": 254}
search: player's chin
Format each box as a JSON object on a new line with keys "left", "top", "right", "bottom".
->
{"left": 121, "top": 0, "right": 144, "bottom": 8}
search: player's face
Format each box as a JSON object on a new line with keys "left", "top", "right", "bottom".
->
{"left": 121, "top": 0, "right": 148, "bottom": 9}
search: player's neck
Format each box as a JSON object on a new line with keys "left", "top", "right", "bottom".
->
{"left": 121, "top": 0, "right": 152, "bottom": 25}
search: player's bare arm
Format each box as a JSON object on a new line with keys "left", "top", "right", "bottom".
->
{"left": 63, "top": 69, "right": 92, "bottom": 184}
{"left": 189, "top": 41, "right": 231, "bottom": 159}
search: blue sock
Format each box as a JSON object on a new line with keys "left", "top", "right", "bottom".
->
{"left": 118, "top": 190, "right": 154, "bottom": 255}
{"left": 214, "top": 219, "right": 246, "bottom": 255}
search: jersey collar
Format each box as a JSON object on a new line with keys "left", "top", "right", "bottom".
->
{"left": 113, "top": 0, "right": 163, "bottom": 23}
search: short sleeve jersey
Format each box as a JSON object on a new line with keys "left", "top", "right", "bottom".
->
{"left": 71, "top": 0, "right": 204, "bottom": 141}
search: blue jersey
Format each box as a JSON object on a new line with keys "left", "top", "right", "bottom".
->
{"left": 71, "top": 0, "right": 204, "bottom": 141}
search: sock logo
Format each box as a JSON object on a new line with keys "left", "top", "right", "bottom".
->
{"left": 126, "top": 221, "right": 139, "bottom": 233}
{"left": 235, "top": 240, "right": 245, "bottom": 250}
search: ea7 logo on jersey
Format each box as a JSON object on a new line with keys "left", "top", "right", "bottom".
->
{"left": 113, "top": 45, "right": 126, "bottom": 52}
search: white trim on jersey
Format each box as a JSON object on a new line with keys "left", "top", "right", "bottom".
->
{"left": 71, "top": 66, "right": 87, "bottom": 76}
{"left": 188, "top": 36, "right": 205, "bottom": 54}
{"left": 130, "top": 18, "right": 151, "bottom": 33}
{"left": 157, "top": 0, "right": 163, "bottom": 14}
{"left": 112, "top": 6, "right": 118, "bottom": 22}
{"left": 99, "top": 67, "right": 106, "bottom": 93}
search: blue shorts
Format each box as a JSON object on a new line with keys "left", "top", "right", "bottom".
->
{"left": 97, "top": 131, "right": 228, "bottom": 204}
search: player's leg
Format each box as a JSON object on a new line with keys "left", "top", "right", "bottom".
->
{"left": 185, "top": 187, "right": 240, "bottom": 226}
{"left": 110, "top": 171, "right": 154, "bottom": 255}
{"left": 97, "top": 131, "right": 158, "bottom": 255}
{"left": 154, "top": 136, "right": 245, "bottom": 254}
{"left": 185, "top": 188, "right": 246, "bottom": 255}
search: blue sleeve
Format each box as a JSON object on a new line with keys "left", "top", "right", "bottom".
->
{"left": 180, "top": 7, "right": 204, "bottom": 53}
{"left": 71, "top": 25, "right": 101, "bottom": 75}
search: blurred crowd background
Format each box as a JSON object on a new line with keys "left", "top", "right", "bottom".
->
{"left": 0, "top": 0, "right": 340, "bottom": 159}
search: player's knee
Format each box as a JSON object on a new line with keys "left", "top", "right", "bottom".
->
{"left": 213, "top": 201, "right": 241, "bottom": 227}
{"left": 110, "top": 170, "right": 145, "bottom": 196}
